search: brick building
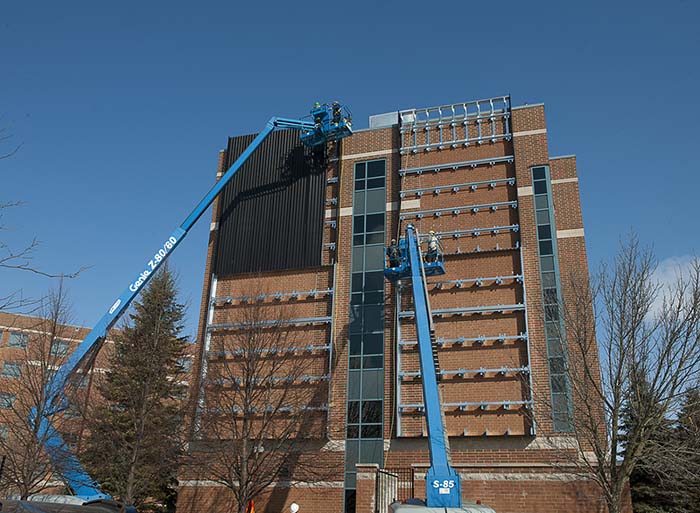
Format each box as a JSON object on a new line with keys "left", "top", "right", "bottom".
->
{"left": 0, "top": 311, "right": 195, "bottom": 496}
{"left": 179, "top": 96, "right": 607, "bottom": 513}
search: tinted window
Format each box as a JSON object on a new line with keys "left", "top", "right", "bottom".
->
{"left": 367, "top": 177, "right": 385, "bottom": 189}
{"left": 537, "top": 225, "right": 552, "bottom": 240}
{"left": 365, "top": 189, "right": 385, "bottom": 214}
{"left": 8, "top": 332, "right": 28, "bottom": 348}
{"left": 347, "top": 401, "right": 360, "bottom": 423}
{"left": 361, "top": 425, "right": 381, "bottom": 438}
{"left": 534, "top": 195, "right": 549, "bottom": 210}
{"left": 0, "top": 363, "right": 21, "bottom": 378}
{"left": 366, "top": 160, "right": 385, "bottom": 178}
{"left": 534, "top": 180, "right": 548, "bottom": 194}
{"left": 0, "top": 393, "right": 16, "bottom": 409}
{"left": 365, "top": 214, "right": 384, "bottom": 234}
{"left": 539, "top": 240, "right": 553, "bottom": 255}
{"left": 362, "top": 401, "right": 382, "bottom": 423}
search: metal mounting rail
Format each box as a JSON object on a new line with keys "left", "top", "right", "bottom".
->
{"left": 213, "top": 289, "right": 333, "bottom": 305}
{"left": 447, "top": 243, "right": 521, "bottom": 255}
{"left": 400, "top": 177, "right": 515, "bottom": 198}
{"left": 399, "top": 366, "right": 530, "bottom": 379}
{"left": 399, "top": 96, "right": 510, "bottom": 128}
{"left": 207, "top": 344, "right": 331, "bottom": 357}
{"left": 208, "top": 316, "right": 332, "bottom": 330}
{"left": 400, "top": 200, "right": 518, "bottom": 220}
{"left": 399, "top": 333, "right": 528, "bottom": 347}
{"left": 210, "top": 374, "right": 330, "bottom": 386}
{"left": 276, "top": 405, "right": 328, "bottom": 413}
{"left": 400, "top": 97, "right": 511, "bottom": 154}
{"left": 208, "top": 404, "right": 330, "bottom": 414}
{"left": 399, "top": 303, "right": 526, "bottom": 318}
{"left": 400, "top": 400, "right": 533, "bottom": 412}
{"left": 429, "top": 275, "right": 523, "bottom": 288}
{"left": 435, "top": 224, "right": 520, "bottom": 238}
{"left": 399, "top": 155, "right": 515, "bottom": 176}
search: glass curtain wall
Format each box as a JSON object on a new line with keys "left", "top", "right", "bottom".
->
{"left": 532, "top": 165, "right": 573, "bottom": 432}
{"left": 344, "top": 159, "right": 387, "bottom": 512}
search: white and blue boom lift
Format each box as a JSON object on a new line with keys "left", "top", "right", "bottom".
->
{"left": 385, "top": 225, "right": 495, "bottom": 513}
{"left": 1, "top": 104, "right": 352, "bottom": 513}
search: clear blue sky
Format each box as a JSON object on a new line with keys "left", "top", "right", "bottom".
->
{"left": 2, "top": 0, "right": 699, "bottom": 339}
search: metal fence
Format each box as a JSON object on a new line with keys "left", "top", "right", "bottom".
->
{"left": 376, "top": 468, "right": 415, "bottom": 513}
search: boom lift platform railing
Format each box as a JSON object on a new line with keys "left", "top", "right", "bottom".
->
{"left": 384, "top": 224, "right": 496, "bottom": 513}
{"left": 22, "top": 103, "right": 352, "bottom": 509}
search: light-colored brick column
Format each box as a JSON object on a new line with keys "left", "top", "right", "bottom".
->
{"left": 356, "top": 463, "right": 379, "bottom": 513}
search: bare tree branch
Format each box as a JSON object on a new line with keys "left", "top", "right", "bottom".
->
{"left": 0, "top": 281, "right": 91, "bottom": 498}
{"left": 527, "top": 234, "right": 700, "bottom": 513}
{"left": 187, "top": 296, "right": 339, "bottom": 513}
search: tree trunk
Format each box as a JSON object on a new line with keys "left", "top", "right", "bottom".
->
{"left": 239, "top": 436, "right": 249, "bottom": 513}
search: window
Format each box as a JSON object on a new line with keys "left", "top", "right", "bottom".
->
{"left": 0, "top": 362, "right": 22, "bottom": 379}
{"left": 8, "top": 332, "right": 28, "bottom": 348}
{"left": 177, "top": 357, "right": 193, "bottom": 373}
{"left": 346, "top": 159, "right": 387, "bottom": 501}
{"left": 0, "top": 424, "right": 8, "bottom": 440}
{"left": 532, "top": 165, "right": 573, "bottom": 432}
{"left": 50, "top": 340, "right": 70, "bottom": 357}
{"left": 353, "top": 159, "right": 386, "bottom": 192}
{"left": 0, "top": 393, "right": 16, "bottom": 409}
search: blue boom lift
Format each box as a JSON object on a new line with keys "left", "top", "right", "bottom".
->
{"left": 1, "top": 104, "right": 352, "bottom": 513}
{"left": 384, "top": 225, "right": 495, "bottom": 513}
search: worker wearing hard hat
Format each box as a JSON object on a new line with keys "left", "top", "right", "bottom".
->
{"left": 387, "top": 238, "right": 401, "bottom": 268}
{"left": 331, "top": 101, "right": 342, "bottom": 125}
{"left": 425, "top": 230, "right": 440, "bottom": 263}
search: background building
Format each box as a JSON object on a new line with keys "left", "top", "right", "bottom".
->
{"left": 0, "top": 311, "right": 195, "bottom": 496}
{"left": 180, "top": 95, "right": 604, "bottom": 513}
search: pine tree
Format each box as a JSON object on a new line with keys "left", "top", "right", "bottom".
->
{"left": 84, "top": 267, "right": 188, "bottom": 511}
{"left": 676, "top": 389, "right": 700, "bottom": 512}
{"left": 622, "top": 373, "right": 680, "bottom": 513}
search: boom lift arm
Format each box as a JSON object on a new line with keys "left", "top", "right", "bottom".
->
{"left": 385, "top": 224, "right": 461, "bottom": 508}
{"left": 385, "top": 225, "right": 496, "bottom": 513}
{"left": 30, "top": 108, "right": 352, "bottom": 503}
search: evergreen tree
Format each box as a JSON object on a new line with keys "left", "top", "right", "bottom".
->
{"left": 676, "top": 389, "right": 700, "bottom": 512}
{"left": 622, "top": 373, "right": 680, "bottom": 513}
{"left": 84, "top": 267, "right": 188, "bottom": 511}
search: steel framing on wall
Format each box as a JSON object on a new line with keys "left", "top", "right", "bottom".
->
{"left": 399, "top": 96, "right": 512, "bottom": 154}
{"left": 394, "top": 96, "right": 534, "bottom": 436}
{"left": 214, "top": 130, "right": 326, "bottom": 276}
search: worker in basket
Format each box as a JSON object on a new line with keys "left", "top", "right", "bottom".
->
{"left": 425, "top": 230, "right": 440, "bottom": 263}
{"left": 313, "top": 101, "right": 324, "bottom": 127}
{"left": 387, "top": 239, "right": 401, "bottom": 268}
{"left": 332, "top": 101, "right": 342, "bottom": 125}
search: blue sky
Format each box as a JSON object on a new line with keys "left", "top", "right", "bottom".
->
{"left": 2, "top": 0, "right": 699, "bottom": 339}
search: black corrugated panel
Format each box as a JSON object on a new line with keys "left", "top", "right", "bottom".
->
{"left": 213, "top": 130, "right": 325, "bottom": 276}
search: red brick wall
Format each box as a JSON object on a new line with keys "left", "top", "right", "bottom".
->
{"left": 178, "top": 100, "right": 618, "bottom": 513}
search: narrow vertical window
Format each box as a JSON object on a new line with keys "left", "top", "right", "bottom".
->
{"left": 344, "top": 159, "right": 386, "bottom": 513}
{"left": 532, "top": 166, "right": 573, "bottom": 432}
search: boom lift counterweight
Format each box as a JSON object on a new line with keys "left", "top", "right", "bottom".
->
{"left": 8, "top": 103, "right": 352, "bottom": 512}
